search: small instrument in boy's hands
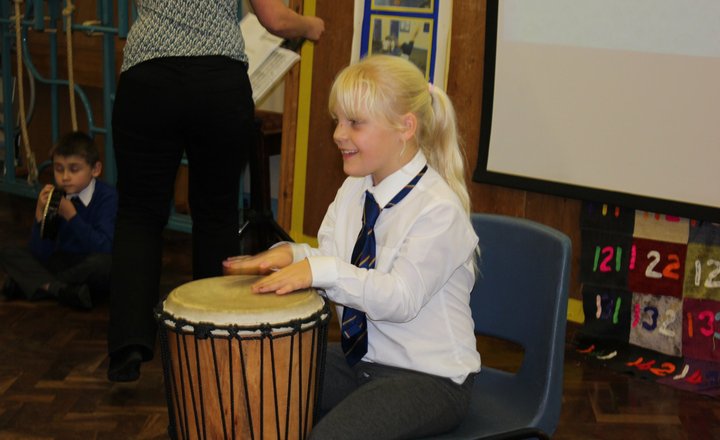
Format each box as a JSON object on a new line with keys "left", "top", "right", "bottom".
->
{"left": 40, "top": 186, "right": 65, "bottom": 239}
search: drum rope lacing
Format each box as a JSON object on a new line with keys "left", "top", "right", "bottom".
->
{"left": 156, "top": 302, "right": 330, "bottom": 439}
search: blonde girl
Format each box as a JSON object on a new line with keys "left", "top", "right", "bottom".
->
{"left": 224, "top": 55, "right": 480, "bottom": 439}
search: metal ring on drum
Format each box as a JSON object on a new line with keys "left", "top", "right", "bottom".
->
{"left": 155, "top": 275, "right": 330, "bottom": 440}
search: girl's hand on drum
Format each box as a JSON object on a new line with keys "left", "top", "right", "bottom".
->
{"left": 222, "top": 255, "right": 257, "bottom": 275}
{"left": 222, "top": 245, "right": 294, "bottom": 275}
{"left": 251, "top": 259, "right": 312, "bottom": 295}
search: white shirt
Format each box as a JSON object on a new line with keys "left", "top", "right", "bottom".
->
{"left": 290, "top": 152, "right": 481, "bottom": 384}
{"left": 67, "top": 178, "right": 96, "bottom": 207}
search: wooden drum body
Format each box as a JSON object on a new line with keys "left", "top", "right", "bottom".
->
{"left": 156, "top": 275, "right": 330, "bottom": 440}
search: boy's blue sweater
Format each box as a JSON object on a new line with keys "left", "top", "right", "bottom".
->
{"left": 29, "top": 179, "right": 118, "bottom": 260}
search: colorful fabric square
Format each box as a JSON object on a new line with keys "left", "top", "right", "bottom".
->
{"left": 341, "top": 165, "right": 427, "bottom": 366}
{"left": 580, "top": 202, "right": 635, "bottom": 235}
{"left": 682, "top": 243, "right": 720, "bottom": 301}
{"left": 627, "top": 238, "right": 687, "bottom": 298}
{"left": 689, "top": 221, "right": 720, "bottom": 246}
{"left": 621, "top": 344, "right": 683, "bottom": 381}
{"left": 580, "top": 230, "right": 633, "bottom": 289}
{"left": 629, "top": 293, "right": 682, "bottom": 356}
{"left": 633, "top": 211, "right": 690, "bottom": 243}
{"left": 682, "top": 298, "right": 720, "bottom": 363}
{"left": 656, "top": 357, "right": 720, "bottom": 397}
{"left": 581, "top": 284, "right": 632, "bottom": 342}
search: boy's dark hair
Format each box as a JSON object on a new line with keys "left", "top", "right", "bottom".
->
{"left": 51, "top": 131, "right": 100, "bottom": 166}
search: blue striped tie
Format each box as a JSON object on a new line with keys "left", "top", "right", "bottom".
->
{"left": 341, "top": 165, "right": 428, "bottom": 366}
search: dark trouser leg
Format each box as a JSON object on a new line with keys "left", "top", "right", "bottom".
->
{"left": 315, "top": 344, "right": 360, "bottom": 419}
{"left": 108, "top": 60, "right": 185, "bottom": 359}
{"left": 184, "top": 56, "right": 254, "bottom": 279}
{"left": 0, "top": 247, "right": 109, "bottom": 303}
{"left": 309, "top": 344, "right": 473, "bottom": 440}
{"left": 0, "top": 246, "right": 56, "bottom": 299}
{"left": 50, "top": 253, "right": 112, "bottom": 297}
{"left": 108, "top": 56, "right": 254, "bottom": 363}
{"left": 109, "top": 220, "right": 165, "bottom": 357}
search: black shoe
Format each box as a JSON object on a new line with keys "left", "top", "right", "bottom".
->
{"left": 1, "top": 278, "right": 23, "bottom": 299}
{"left": 57, "top": 284, "right": 93, "bottom": 310}
{"left": 108, "top": 347, "right": 143, "bottom": 382}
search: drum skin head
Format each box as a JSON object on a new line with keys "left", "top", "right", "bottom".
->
{"left": 162, "top": 275, "right": 324, "bottom": 327}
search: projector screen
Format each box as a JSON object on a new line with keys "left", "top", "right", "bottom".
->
{"left": 474, "top": 0, "right": 720, "bottom": 222}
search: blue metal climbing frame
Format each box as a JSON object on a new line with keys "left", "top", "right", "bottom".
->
{"left": 0, "top": 1, "right": 250, "bottom": 233}
{"left": 0, "top": 0, "right": 130, "bottom": 194}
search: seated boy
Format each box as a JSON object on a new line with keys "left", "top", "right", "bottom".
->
{"left": 0, "top": 131, "right": 118, "bottom": 309}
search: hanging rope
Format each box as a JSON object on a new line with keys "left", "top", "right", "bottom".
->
{"left": 63, "top": 0, "right": 78, "bottom": 131}
{"left": 12, "top": 0, "right": 38, "bottom": 184}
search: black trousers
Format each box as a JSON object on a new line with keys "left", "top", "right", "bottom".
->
{"left": 0, "top": 245, "right": 111, "bottom": 299}
{"left": 107, "top": 56, "right": 255, "bottom": 359}
{"left": 309, "top": 344, "right": 474, "bottom": 440}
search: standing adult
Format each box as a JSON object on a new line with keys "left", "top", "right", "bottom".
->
{"left": 107, "top": 0, "right": 324, "bottom": 382}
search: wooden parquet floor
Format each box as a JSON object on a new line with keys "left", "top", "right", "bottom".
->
{"left": 2, "top": 190, "right": 720, "bottom": 439}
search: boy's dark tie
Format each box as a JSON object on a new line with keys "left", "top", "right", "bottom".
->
{"left": 341, "top": 165, "right": 427, "bottom": 366}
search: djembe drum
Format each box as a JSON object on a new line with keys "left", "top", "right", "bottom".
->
{"left": 156, "top": 275, "right": 330, "bottom": 440}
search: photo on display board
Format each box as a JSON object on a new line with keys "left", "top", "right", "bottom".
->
{"left": 351, "top": 0, "right": 452, "bottom": 88}
{"left": 368, "top": 16, "right": 433, "bottom": 77}
{"left": 372, "top": 0, "right": 434, "bottom": 13}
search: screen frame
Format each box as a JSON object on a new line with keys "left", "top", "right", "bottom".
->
{"left": 472, "top": 0, "right": 720, "bottom": 223}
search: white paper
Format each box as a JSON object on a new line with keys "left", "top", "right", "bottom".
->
{"left": 249, "top": 47, "right": 300, "bottom": 103}
{"left": 240, "top": 13, "right": 284, "bottom": 75}
{"left": 240, "top": 13, "right": 302, "bottom": 103}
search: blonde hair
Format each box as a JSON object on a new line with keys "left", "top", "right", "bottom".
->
{"left": 329, "top": 55, "right": 471, "bottom": 213}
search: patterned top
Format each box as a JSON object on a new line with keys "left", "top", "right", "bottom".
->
{"left": 122, "top": 0, "right": 247, "bottom": 72}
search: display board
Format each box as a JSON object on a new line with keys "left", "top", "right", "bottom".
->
{"left": 475, "top": 0, "right": 720, "bottom": 222}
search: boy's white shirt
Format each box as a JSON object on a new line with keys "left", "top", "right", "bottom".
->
{"left": 66, "top": 177, "right": 96, "bottom": 208}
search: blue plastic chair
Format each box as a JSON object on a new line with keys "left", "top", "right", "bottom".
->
{"left": 423, "top": 213, "right": 572, "bottom": 440}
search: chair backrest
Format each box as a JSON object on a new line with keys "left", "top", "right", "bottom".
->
{"left": 470, "top": 213, "right": 572, "bottom": 434}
